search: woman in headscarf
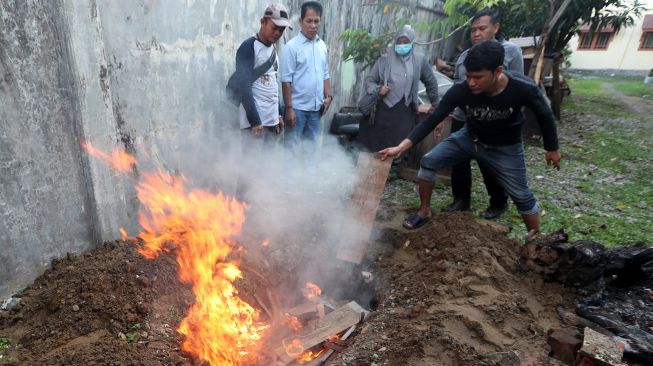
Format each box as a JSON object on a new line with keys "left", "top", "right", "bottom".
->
{"left": 358, "top": 25, "right": 439, "bottom": 154}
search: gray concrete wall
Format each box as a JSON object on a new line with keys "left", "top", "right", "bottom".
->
{"left": 0, "top": 1, "right": 101, "bottom": 298}
{"left": 0, "top": 0, "right": 445, "bottom": 299}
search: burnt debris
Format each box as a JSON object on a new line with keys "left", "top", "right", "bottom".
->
{"left": 521, "top": 230, "right": 653, "bottom": 364}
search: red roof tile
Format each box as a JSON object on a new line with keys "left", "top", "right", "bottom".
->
{"left": 579, "top": 22, "right": 615, "bottom": 32}
{"left": 643, "top": 14, "right": 653, "bottom": 31}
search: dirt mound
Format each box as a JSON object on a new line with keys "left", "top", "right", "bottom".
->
{"left": 0, "top": 241, "right": 191, "bottom": 366}
{"left": 1, "top": 212, "right": 579, "bottom": 366}
{"left": 333, "top": 211, "right": 578, "bottom": 366}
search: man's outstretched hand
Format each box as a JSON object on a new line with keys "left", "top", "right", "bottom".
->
{"left": 377, "top": 147, "right": 399, "bottom": 160}
{"left": 545, "top": 150, "right": 561, "bottom": 170}
{"left": 378, "top": 139, "right": 413, "bottom": 160}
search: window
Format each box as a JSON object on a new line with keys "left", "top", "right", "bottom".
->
{"left": 642, "top": 32, "right": 653, "bottom": 50}
{"left": 579, "top": 33, "right": 593, "bottom": 49}
{"left": 595, "top": 33, "right": 611, "bottom": 49}
{"left": 640, "top": 14, "right": 653, "bottom": 50}
{"left": 577, "top": 31, "right": 614, "bottom": 50}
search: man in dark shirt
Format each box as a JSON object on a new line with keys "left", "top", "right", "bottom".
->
{"left": 442, "top": 7, "right": 524, "bottom": 219}
{"left": 379, "top": 41, "right": 561, "bottom": 234}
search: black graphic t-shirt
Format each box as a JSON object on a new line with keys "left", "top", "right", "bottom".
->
{"left": 408, "top": 72, "right": 559, "bottom": 151}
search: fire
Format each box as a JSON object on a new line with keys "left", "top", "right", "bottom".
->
{"left": 84, "top": 142, "right": 268, "bottom": 365}
{"left": 80, "top": 141, "right": 136, "bottom": 173}
{"left": 284, "top": 313, "right": 303, "bottom": 332}
{"left": 296, "top": 349, "right": 325, "bottom": 363}
{"left": 261, "top": 239, "right": 270, "bottom": 248}
{"left": 305, "top": 282, "right": 322, "bottom": 299}
{"left": 119, "top": 227, "right": 129, "bottom": 240}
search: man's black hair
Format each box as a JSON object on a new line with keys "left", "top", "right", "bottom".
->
{"left": 301, "top": 1, "right": 323, "bottom": 18}
{"left": 464, "top": 40, "right": 505, "bottom": 72}
{"left": 471, "top": 7, "right": 499, "bottom": 25}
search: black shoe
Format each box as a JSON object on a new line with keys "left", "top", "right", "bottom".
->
{"left": 441, "top": 199, "right": 471, "bottom": 212}
{"left": 480, "top": 203, "right": 508, "bottom": 219}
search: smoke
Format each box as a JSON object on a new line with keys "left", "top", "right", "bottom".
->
{"left": 146, "top": 108, "right": 375, "bottom": 308}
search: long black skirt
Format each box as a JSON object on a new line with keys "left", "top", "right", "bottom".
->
{"left": 357, "top": 98, "right": 416, "bottom": 153}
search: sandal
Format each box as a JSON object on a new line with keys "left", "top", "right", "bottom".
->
{"left": 403, "top": 212, "right": 432, "bottom": 230}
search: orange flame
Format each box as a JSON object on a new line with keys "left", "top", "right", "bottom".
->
{"left": 305, "top": 282, "right": 322, "bottom": 299}
{"left": 284, "top": 313, "right": 303, "bottom": 332}
{"left": 261, "top": 239, "right": 270, "bottom": 248}
{"left": 327, "top": 334, "right": 340, "bottom": 341}
{"left": 296, "top": 349, "right": 325, "bottom": 363}
{"left": 85, "top": 143, "right": 268, "bottom": 365}
{"left": 119, "top": 227, "right": 129, "bottom": 241}
{"left": 81, "top": 141, "right": 136, "bottom": 173}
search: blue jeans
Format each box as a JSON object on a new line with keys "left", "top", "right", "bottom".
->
{"left": 284, "top": 109, "right": 321, "bottom": 184}
{"left": 418, "top": 128, "right": 540, "bottom": 215}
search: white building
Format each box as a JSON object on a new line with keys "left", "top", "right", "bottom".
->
{"left": 568, "top": 0, "right": 653, "bottom": 72}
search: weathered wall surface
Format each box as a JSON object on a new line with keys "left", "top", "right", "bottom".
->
{"left": 0, "top": 0, "right": 445, "bottom": 299}
{"left": 0, "top": 1, "right": 101, "bottom": 298}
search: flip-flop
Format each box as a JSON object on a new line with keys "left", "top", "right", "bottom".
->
{"left": 403, "top": 212, "right": 432, "bottom": 230}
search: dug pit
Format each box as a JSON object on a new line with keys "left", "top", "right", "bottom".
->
{"left": 0, "top": 211, "right": 584, "bottom": 366}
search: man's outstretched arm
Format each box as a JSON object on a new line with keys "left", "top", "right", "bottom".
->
{"left": 405, "top": 84, "right": 461, "bottom": 144}
{"left": 526, "top": 85, "right": 561, "bottom": 170}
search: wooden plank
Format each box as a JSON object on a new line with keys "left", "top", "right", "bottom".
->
{"left": 336, "top": 153, "right": 392, "bottom": 263}
{"left": 304, "top": 324, "right": 358, "bottom": 366}
{"left": 533, "top": 45, "right": 546, "bottom": 84}
{"left": 286, "top": 302, "right": 318, "bottom": 317}
{"left": 275, "top": 301, "right": 365, "bottom": 362}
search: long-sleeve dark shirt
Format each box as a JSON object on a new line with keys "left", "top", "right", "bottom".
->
{"left": 408, "top": 71, "right": 559, "bottom": 151}
{"left": 235, "top": 36, "right": 264, "bottom": 127}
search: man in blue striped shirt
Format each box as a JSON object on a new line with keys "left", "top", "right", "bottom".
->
{"left": 280, "top": 1, "right": 332, "bottom": 183}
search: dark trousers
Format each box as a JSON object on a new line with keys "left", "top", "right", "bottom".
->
{"left": 449, "top": 119, "right": 509, "bottom": 207}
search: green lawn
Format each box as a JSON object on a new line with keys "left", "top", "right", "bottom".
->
{"left": 382, "top": 76, "right": 653, "bottom": 246}
{"left": 611, "top": 77, "right": 653, "bottom": 97}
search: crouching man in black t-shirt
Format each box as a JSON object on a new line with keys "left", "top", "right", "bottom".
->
{"left": 379, "top": 40, "right": 561, "bottom": 234}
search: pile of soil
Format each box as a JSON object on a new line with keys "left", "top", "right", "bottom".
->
{"left": 332, "top": 211, "right": 577, "bottom": 366}
{"left": 0, "top": 212, "right": 578, "bottom": 366}
{"left": 0, "top": 241, "right": 192, "bottom": 366}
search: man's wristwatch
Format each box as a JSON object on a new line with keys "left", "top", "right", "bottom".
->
{"left": 325, "top": 95, "right": 333, "bottom": 101}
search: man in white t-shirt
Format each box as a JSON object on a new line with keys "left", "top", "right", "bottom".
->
{"left": 232, "top": 3, "right": 291, "bottom": 199}
{"left": 234, "top": 3, "right": 292, "bottom": 145}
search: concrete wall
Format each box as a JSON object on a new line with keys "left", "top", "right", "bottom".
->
{"left": 0, "top": 0, "right": 445, "bottom": 299}
{"left": 568, "top": 1, "right": 653, "bottom": 71}
{"left": 0, "top": 1, "right": 101, "bottom": 298}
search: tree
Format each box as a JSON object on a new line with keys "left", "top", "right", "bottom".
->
{"left": 493, "top": 0, "right": 645, "bottom": 117}
{"left": 341, "top": 0, "right": 507, "bottom": 69}
{"left": 341, "top": 0, "right": 645, "bottom": 116}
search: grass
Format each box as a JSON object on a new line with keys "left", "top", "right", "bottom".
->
{"left": 0, "top": 337, "right": 11, "bottom": 356}
{"left": 564, "top": 78, "right": 641, "bottom": 120}
{"left": 125, "top": 323, "right": 141, "bottom": 343}
{"left": 382, "top": 76, "right": 653, "bottom": 246}
{"left": 611, "top": 77, "right": 653, "bottom": 97}
{"left": 567, "top": 76, "right": 653, "bottom": 98}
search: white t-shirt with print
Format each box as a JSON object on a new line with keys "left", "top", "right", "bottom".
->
{"left": 239, "top": 40, "right": 279, "bottom": 129}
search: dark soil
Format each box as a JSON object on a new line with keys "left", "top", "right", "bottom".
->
{"left": 0, "top": 211, "right": 578, "bottom": 366}
{"left": 0, "top": 240, "right": 192, "bottom": 366}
